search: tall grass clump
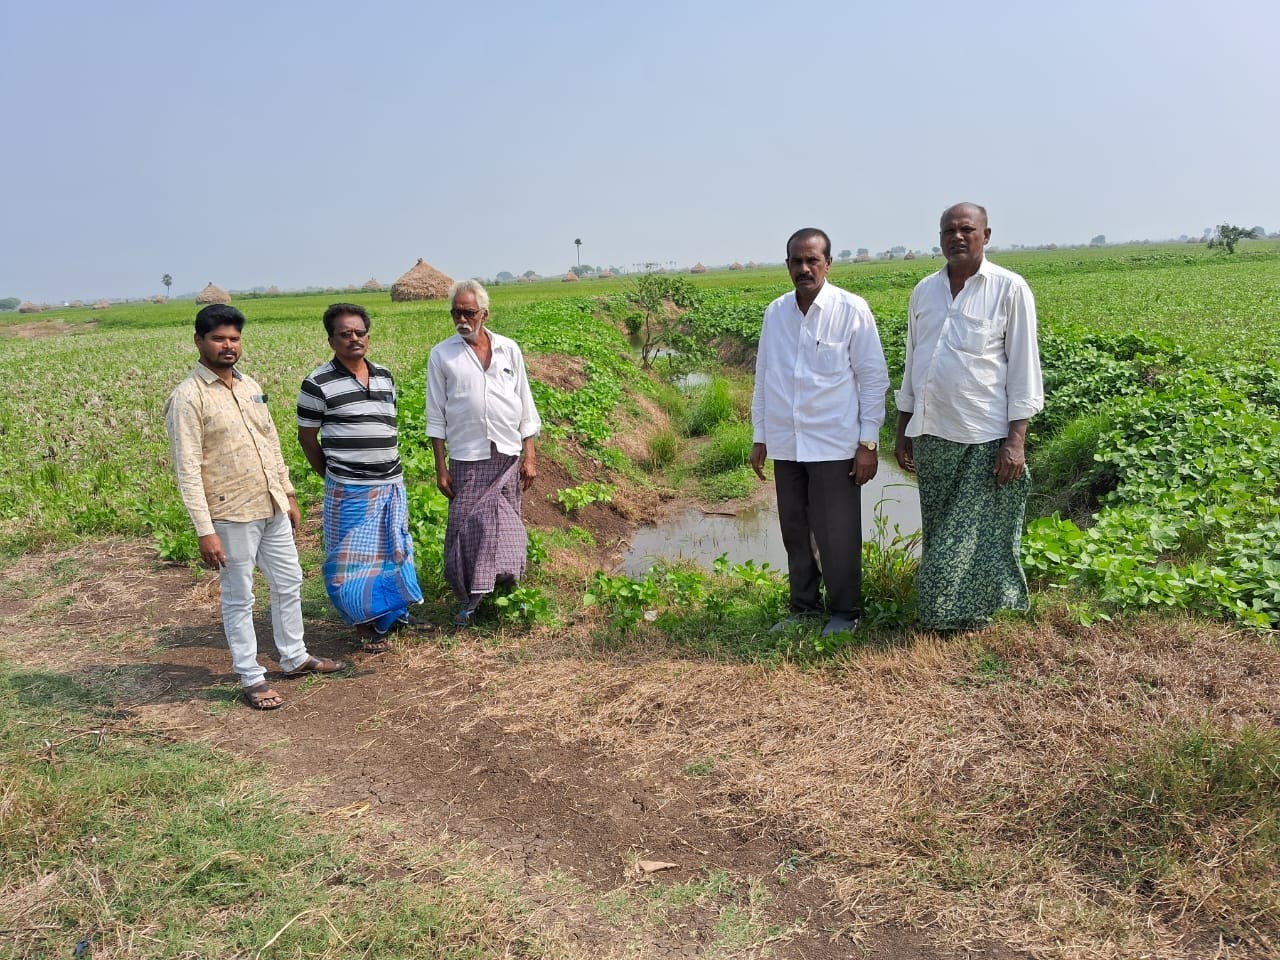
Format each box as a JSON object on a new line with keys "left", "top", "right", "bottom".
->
{"left": 694, "top": 421, "right": 754, "bottom": 476}
{"left": 686, "top": 377, "right": 735, "bottom": 436}
{"left": 645, "top": 428, "right": 682, "bottom": 473}
{"left": 859, "top": 509, "right": 920, "bottom": 630}
{"left": 1028, "top": 410, "right": 1112, "bottom": 521}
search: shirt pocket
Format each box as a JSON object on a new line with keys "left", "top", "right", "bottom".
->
{"left": 810, "top": 341, "right": 847, "bottom": 374}
{"left": 944, "top": 311, "right": 1000, "bottom": 356}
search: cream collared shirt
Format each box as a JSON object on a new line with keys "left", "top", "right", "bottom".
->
{"left": 164, "top": 364, "right": 295, "bottom": 537}
{"left": 896, "top": 258, "right": 1044, "bottom": 443}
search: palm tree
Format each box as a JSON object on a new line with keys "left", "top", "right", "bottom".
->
{"left": 162, "top": 274, "right": 172, "bottom": 297}
{"left": 574, "top": 238, "right": 582, "bottom": 267}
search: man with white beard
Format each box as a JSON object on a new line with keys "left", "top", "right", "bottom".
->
{"left": 426, "top": 280, "right": 541, "bottom": 627}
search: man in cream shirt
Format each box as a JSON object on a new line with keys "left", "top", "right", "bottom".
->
{"left": 750, "top": 228, "right": 890, "bottom": 637}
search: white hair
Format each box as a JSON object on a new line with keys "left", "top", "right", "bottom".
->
{"left": 448, "top": 279, "right": 490, "bottom": 312}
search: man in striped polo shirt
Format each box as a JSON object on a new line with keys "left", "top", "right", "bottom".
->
{"left": 297, "top": 303, "right": 423, "bottom": 652}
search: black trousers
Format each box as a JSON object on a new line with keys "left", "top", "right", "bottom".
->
{"left": 773, "top": 459, "right": 862, "bottom": 618}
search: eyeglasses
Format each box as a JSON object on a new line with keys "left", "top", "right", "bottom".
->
{"left": 333, "top": 329, "right": 369, "bottom": 340}
{"left": 450, "top": 307, "right": 484, "bottom": 321}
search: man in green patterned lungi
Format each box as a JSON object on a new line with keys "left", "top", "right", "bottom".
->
{"left": 893, "top": 203, "right": 1044, "bottom": 630}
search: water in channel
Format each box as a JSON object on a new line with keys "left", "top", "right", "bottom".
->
{"left": 621, "top": 458, "right": 920, "bottom": 577}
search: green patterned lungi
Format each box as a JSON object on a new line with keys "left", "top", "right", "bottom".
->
{"left": 914, "top": 435, "right": 1030, "bottom": 630}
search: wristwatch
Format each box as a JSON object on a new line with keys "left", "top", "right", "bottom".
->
{"left": 859, "top": 440, "right": 878, "bottom": 451}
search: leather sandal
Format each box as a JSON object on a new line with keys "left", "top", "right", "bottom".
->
{"left": 243, "top": 682, "right": 284, "bottom": 710}
{"left": 282, "top": 655, "right": 346, "bottom": 678}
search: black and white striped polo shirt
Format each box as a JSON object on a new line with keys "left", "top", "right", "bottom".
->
{"left": 296, "top": 359, "right": 403, "bottom": 484}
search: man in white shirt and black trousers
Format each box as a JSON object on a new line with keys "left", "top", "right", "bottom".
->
{"left": 750, "top": 228, "right": 890, "bottom": 638}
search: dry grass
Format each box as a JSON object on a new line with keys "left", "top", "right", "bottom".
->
{"left": 471, "top": 612, "right": 1280, "bottom": 958}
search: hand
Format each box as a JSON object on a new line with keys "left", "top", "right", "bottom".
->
{"left": 198, "top": 533, "right": 226, "bottom": 570}
{"left": 436, "top": 466, "right": 454, "bottom": 500}
{"left": 286, "top": 498, "right": 301, "bottom": 533}
{"left": 519, "top": 457, "right": 537, "bottom": 491}
{"left": 750, "top": 443, "right": 768, "bottom": 480}
{"left": 850, "top": 446, "right": 878, "bottom": 485}
{"left": 894, "top": 436, "right": 915, "bottom": 474}
{"left": 994, "top": 441, "right": 1025, "bottom": 486}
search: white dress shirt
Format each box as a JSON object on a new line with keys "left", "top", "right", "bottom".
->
{"left": 895, "top": 258, "right": 1044, "bottom": 444}
{"left": 426, "top": 330, "right": 541, "bottom": 461}
{"left": 751, "top": 281, "right": 889, "bottom": 462}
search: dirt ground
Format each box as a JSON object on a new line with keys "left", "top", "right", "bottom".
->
{"left": 0, "top": 533, "right": 1024, "bottom": 960}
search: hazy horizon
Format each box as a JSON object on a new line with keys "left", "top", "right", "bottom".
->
{"left": 3, "top": 0, "right": 1277, "bottom": 304}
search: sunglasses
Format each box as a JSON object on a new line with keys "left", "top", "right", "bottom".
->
{"left": 450, "top": 307, "right": 484, "bottom": 321}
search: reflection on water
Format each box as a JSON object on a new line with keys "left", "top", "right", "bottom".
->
{"left": 621, "top": 459, "right": 921, "bottom": 576}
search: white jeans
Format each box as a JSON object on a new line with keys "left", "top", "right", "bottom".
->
{"left": 213, "top": 513, "right": 309, "bottom": 687}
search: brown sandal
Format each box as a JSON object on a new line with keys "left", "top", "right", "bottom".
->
{"left": 243, "top": 682, "right": 284, "bottom": 710}
{"left": 283, "top": 655, "right": 346, "bottom": 678}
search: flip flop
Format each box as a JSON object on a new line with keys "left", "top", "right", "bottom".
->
{"left": 282, "top": 655, "right": 346, "bottom": 678}
{"left": 243, "top": 682, "right": 284, "bottom": 710}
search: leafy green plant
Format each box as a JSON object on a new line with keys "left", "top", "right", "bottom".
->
{"left": 494, "top": 586, "right": 553, "bottom": 626}
{"left": 556, "top": 482, "right": 616, "bottom": 515}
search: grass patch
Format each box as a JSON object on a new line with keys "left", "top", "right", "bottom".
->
{"left": 0, "top": 665, "right": 565, "bottom": 959}
{"left": 698, "top": 464, "right": 755, "bottom": 501}
{"left": 1057, "top": 720, "right": 1280, "bottom": 939}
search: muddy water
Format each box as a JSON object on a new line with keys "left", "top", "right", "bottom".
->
{"left": 621, "top": 459, "right": 920, "bottom": 576}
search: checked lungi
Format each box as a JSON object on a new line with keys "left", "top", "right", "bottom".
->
{"left": 443, "top": 452, "right": 526, "bottom": 602}
{"left": 322, "top": 477, "right": 424, "bottom": 634}
{"left": 914, "top": 435, "right": 1031, "bottom": 631}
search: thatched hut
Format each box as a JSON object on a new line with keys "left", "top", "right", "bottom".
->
{"left": 18, "top": 301, "right": 41, "bottom": 314}
{"left": 561, "top": 272, "right": 579, "bottom": 282}
{"left": 729, "top": 262, "right": 743, "bottom": 271}
{"left": 904, "top": 251, "right": 917, "bottom": 261}
{"left": 391, "top": 259, "right": 453, "bottom": 301}
{"left": 152, "top": 295, "right": 167, "bottom": 304}
{"left": 196, "top": 282, "right": 231, "bottom": 304}
{"left": 690, "top": 262, "right": 707, "bottom": 274}
{"left": 92, "top": 300, "right": 111, "bottom": 310}
{"left": 597, "top": 270, "right": 613, "bottom": 279}
{"left": 362, "top": 278, "right": 382, "bottom": 291}
{"left": 70, "top": 300, "right": 84, "bottom": 308}
{"left": 266, "top": 285, "right": 281, "bottom": 296}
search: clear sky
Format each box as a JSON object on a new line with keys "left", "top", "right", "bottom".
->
{"left": 3, "top": 0, "right": 1277, "bottom": 303}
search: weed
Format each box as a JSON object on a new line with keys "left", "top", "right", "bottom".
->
{"left": 644, "top": 428, "right": 681, "bottom": 473}
{"left": 555, "top": 482, "right": 615, "bottom": 515}
{"left": 686, "top": 376, "right": 736, "bottom": 436}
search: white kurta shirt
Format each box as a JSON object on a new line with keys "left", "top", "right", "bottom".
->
{"left": 426, "top": 330, "right": 541, "bottom": 461}
{"left": 896, "top": 258, "right": 1044, "bottom": 444}
{"left": 750, "top": 281, "right": 889, "bottom": 462}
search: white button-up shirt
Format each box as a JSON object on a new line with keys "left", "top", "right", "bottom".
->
{"left": 896, "top": 258, "right": 1043, "bottom": 444}
{"left": 426, "top": 329, "right": 541, "bottom": 462}
{"left": 751, "top": 281, "right": 889, "bottom": 462}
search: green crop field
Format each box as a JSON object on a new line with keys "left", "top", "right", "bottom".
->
{"left": 4, "top": 243, "right": 1280, "bottom": 958}
{"left": 2, "top": 242, "right": 1279, "bottom": 628}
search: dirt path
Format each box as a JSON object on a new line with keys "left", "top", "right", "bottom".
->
{"left": 0, "top": 540, "right": 1015, "bottom": 959}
